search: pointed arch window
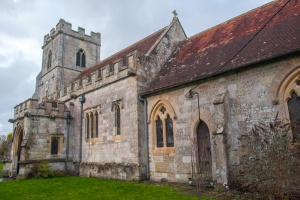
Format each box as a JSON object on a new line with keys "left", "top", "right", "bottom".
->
{"left": 90, "top": 113, "right": 94, "bottom": 138}
{"left": 95, "top": 112, "right": 99, "bottom": 138}
{"left": 156, "top": 117, "right": 163, "bottom": 147}
{"left": 76, "top": 49, "right": 86, "bottom": 67}
{"left": 86, "top": 114, "right": 90, "bottom": 139}
{"left": 47, "top": 50, "right": 52, "bottom": 69}
{"left": 288, "top": 92, "right": 300, "bottom": 141}
{"left": 115, "top": 104, "right": 121, "bottom": 135}
{"left": 166, "top": 114, "right": 174, "bottom": 147}
{"left": 154, "top": 105, "right": 175, "bottom": 148}
{"left": 51, "top": 137, "right": 58, "bottom": 155}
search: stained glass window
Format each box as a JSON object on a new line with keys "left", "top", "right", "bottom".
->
{"left": 166, "top": 114, "right": 174, "bottom": 147}
{"left": 156, "top": 117, "right": 163, "bottom": 147}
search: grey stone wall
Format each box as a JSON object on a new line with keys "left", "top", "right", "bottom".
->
{"left": 146, "top": 54, "right": 300, "bottom": 184}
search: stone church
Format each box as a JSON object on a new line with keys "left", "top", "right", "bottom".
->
{"left": 3, "top": 0, "right": 300, "bottom": 186}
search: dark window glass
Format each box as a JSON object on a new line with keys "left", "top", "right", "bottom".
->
{"left": 95, "top": 112, "right": 98, "bottom": 138}
{"left": 76, "top": 49, "right": 86, "bottom": 67}
{"left": 91, "top": 113, "right": 94, "bottom": 138}
{"left": 51, "top": 138, "right": 58, "bottom": 155}
{"left": 116, "top": 104, "right": 121, "bottom": 135}
{"left": 86, "top": 115, "right": 90, "bottom": 139}
{"left": 156, "top": 117, "right": 163, "bottom": 147}
{"left": 82, "top": 53, "right": 86, "bottom": 67}
{"left": 288, "top": 92, "right": 300, "bottom": 141}
{"left": 166, "top": 114, "right": 174, "bottom": 147}
{"left": 76, "top": 51, "right": 81, "bottom": 66}
{"left": 47, "top": 50, "right": 52, "bottom": 69}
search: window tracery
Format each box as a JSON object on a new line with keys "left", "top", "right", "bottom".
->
{"left": 153, "top": 105, "right": 175, "bottom": 149}
{"left": 76, "top": 49, "right": 86, "bottom": 67}
{"left": 85, "top": 109, "right": 100, "bottom": 140}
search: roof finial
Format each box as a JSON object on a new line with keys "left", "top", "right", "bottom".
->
{"left": 172, "top": 10, "right": 178, "bottom": 18}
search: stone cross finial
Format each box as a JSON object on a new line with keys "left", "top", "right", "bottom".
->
{"left": 173, "top": 10, "right": 178, "bottom": 18}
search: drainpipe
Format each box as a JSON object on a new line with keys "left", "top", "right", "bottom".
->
{"left": 186, "top": 89, "right": 201, "bottom": 123}
{"left": 138, "top": 95, "right": 150, "bottom": 180}
{"left": 65, "top": 113, "right": 72, "bottom": 174}
{"left": 79, "top": 95, "right": 85, "bottom": 166}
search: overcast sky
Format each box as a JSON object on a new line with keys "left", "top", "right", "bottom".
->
{"left": 0, "top": 0, "right": 272, "bottom": 135}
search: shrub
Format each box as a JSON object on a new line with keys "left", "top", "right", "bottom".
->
{"left": 237, "top": 114, "right": 298, "bottom": 199}
{"left": 31, "top": 162, "right": 54, "bottom": 178}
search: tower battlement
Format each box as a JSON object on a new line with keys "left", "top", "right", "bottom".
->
{"left": 43, "top": 19, "right": 101, "bottom": 48}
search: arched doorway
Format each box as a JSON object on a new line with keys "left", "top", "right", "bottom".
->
{"left": 196, "top": 121, "right": 212, "bottom": 179}
{"left": 12, "top": 126, "right": 24, "bottom": 175}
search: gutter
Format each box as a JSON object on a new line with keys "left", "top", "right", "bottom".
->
{"left": 140, "top": 49, "right": 300, "bottom": 97}
{"left": 138, "top": 95, "right": 150, "bottom": 180}
{"left": 79, "top": 95, "right": 85, "bottom": 166}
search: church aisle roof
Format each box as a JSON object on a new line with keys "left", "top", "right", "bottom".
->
{"left": 76, "top": 26, "right": 167, "bottom": 80}
{"left": 145, "top": 0, "right": 300, "bottom": 94}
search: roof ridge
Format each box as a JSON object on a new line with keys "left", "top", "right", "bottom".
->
{"left": 98, "top": 26, "right": 167, "bottom": 64}
{"left": 188, "top": 0, "right": 277, "bottom": 40}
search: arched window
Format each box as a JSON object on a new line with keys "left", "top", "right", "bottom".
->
{"left": 288, "top": 92, "right": 300, "bottom": 141}
{"left": 152, "top": 104, "right": 175, "bottom": 148}
{"left": 76, "top": 49, "right": 86, "bottom": 67}
{"left": 115, "top": 104, "right": 121, "bottom": 135}
{"left": 51, "top": 137, "right": 58, "bottom": 155}
{"left": 90, "top": 113, "right": 94, "bottom": 138}
{"left": 86, "top": 114, "right": 90, "bottom": 139}
{"left": 156, "top": 117, "right": 163, "bottom": 147}
{"left": 166, "top": 114, "right": 174, "bottom": 147}
{"left": 47, "top": 50, "right": 52, "bottom": 69}
{"left": 95, "top": 112, "right": 99, "bottom": 138}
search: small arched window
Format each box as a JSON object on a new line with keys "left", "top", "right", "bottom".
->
{"left": 166, "top": 114, "right": 174, "bottom": 147}
{"left": 86, "top": 114, "right": 90, "bottom": 139}
{"left": 76, "top": 49, "right": 86, "bottom": 67}
{"left": 95, "top": 112, "right": 99, "bottom": 138}
{"left": 156, "top": 117, "right": 163, "bottom": 147}
{"left": 90, "top": 113, "right": 94, "bottom": 138}
{"left": 115, "top": 104, "right": 121, "bottom": 135}
{"left": 51, "top": 137, "right": 58, "bottom": 155}
{"left": 47, "top": 50, "right": 52, "bottom": 69}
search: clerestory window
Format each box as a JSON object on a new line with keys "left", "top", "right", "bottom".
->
{"left": 76, "top": 49, "right": 86, "bottom": 67}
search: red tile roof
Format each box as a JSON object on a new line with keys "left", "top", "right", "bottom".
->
{"left": 75, "top": 26, "right": 167, "bottom": 81}
{"left": 145, "top": 0, "right": 300, "bottom": 94}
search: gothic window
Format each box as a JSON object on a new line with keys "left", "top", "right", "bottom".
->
{"left": 156, "top": 117, "right": 163, "bottom": 147}
{"left": 154, "top": 105, "right": 175, "bottom": 148}
{"left": 288, "top": 92, "right": 300, "bottom": 141}
{"left": 91, "top": 113, "right": 94, "bottom": 138}
{"left": 47, "top": 50, "right": 52, "bottom": 69}
{"left": 115, "top": 103, "right": 121, "bottom": 135}
{"left": 95, "top": 112, "right": 99, "bottom": 138}
{"left": 166, "top": 114, "right": 174, "bottom": 147}
{"left": 86, "top": 114, "right": 90, "bottom": 139}
{"left": 76, "top": 49, "right": 86, "bottom": 67}
{"left": 51, "top": 137, "right": 58, "bottom": 155}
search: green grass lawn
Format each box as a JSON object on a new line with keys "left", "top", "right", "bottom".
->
{"left": 0, "top": 176, "right": 216, "bottom": 200}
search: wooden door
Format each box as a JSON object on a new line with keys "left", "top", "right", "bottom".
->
{"left": 197, "top": 121, "right": 212, "bottom": 178}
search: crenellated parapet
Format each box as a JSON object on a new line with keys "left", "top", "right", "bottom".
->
{"left": 43, "top": 18, "right": 101, "bottom": 48}
{"left": 57, "top": 51, "right": 139, "bottom": 100}
{"left": 13, "top": 99, "right": 69, "bottom": 121}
